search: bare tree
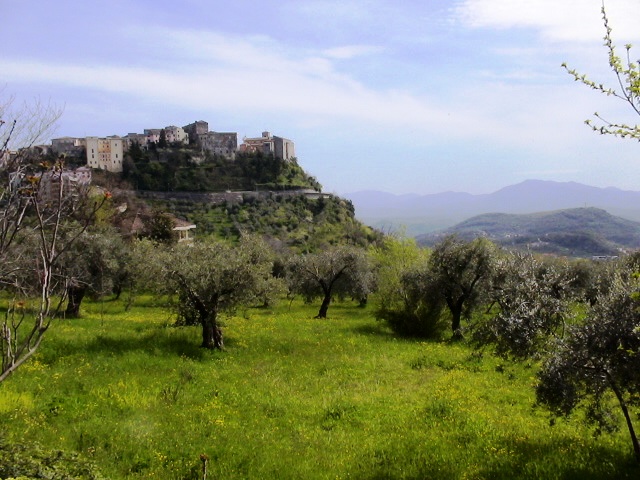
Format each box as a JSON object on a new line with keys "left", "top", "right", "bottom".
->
{"left": 0, "top": 92, "right": 61, "bottom": 154}
{"left": 0, "top": 98, "right": 104, "bottom": 382}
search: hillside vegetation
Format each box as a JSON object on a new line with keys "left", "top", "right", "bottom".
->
{"left": 147, "top": 193, "right": 380, "bottom": 250}
{"left": 417, "top": 207, "right": 640, "bottom": 257}
{"left": 122, "top": 143, "right": 321, "bottom": 192}
{"left": 93, "top": 146, "right": 380, "bottom": 250}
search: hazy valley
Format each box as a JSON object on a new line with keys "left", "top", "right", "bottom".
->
{"left": 346, "top": 179, "right": 640, "bottom": 237}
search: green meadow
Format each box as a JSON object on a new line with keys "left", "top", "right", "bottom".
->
{"left": 1, "top": 297, "right": 638, "bottom": 479}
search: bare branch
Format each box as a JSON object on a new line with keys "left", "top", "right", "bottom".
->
{"left": 563, "top": 4, "right": 640, "bottom": 140}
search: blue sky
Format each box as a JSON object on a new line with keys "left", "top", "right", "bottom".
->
{"left": 3, "top": 0, "right": 640, "bottom": 195}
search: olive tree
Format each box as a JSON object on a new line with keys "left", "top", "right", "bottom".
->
{"left": 138, "top": 236, "right": 278, "bottom": 349}
{"left": 471, "top": 252, "right": 577, "bottom": 359}
{"left": 425, "top": 236, "right": 497, "bottom": 336}
{"left": 286, "top": 245, "right": 374, "bottom": 318}
{"left": 58, "top": 228, "right": 125, "bottom": 317}
{"left": 469, "top": 251, "right": 640, "bottom": 462}
{"left": 371, "top": 236, "right": 447, "bottom": 337}
{"left": 536, "top": 270, "right": 640, "bottom": 462}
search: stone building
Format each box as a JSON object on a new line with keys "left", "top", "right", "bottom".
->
{"left": 164, "top": 125, "right": 189, "bottom": 144}
{"left": 123, "top": 126, "right": 188, "bottom": 150}
{"left": 240, "top": 131, "right": 295, "bottom": 160}
{"left": 199, "top": 131, "right": 238, "bottom": 157}
{"left": 122, "top": 133, "right": 148, "bottom": 149}
{"left": 183, "top": 120, "right": 209, "bottom": 139}
{"left": 51, "top": 137, "right": 86, "bottom": 156}
{"left": 143, "top": 129, "right": 162, "bottom": 144}
{"left": 183, "top": 120, "right": 237, "bottom": 158}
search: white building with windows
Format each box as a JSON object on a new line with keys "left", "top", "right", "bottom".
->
{"left": 86, "top": 136, "right": 124, "bottom": 172}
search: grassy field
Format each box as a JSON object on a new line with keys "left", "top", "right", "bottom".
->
{"left": 0, "top": 297, "right": 638, "bottom": 479}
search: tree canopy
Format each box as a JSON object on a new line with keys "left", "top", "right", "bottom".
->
{"left": 286, "top": 245, "right": 373, "bottom": 318}
{"left": 471, "top": 252, "right": 576, "bottom": 360}
{"left": 136, "top": 236, "right": 278, "bottom": 349}
{"left": 536, "top": 269, "right": 640, "bottom": 462}
{"left": 426, "top": 236, "right": 497, "bottom": 336}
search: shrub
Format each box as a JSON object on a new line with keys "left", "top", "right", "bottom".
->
{"left": 0, "top": 439, "right": 104, "bottom": 479}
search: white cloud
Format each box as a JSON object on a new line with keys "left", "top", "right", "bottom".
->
{"left": 0, "top": 57, "right": 448, "bottom": 133}
{"left": 0, "top": 20, "right": 618, "bottom": 159}
{"left": 0, "top": 24, "right": 494, "bottom": 142}
{"left": 454, "top": 0, "right": 640, "bottom": 43}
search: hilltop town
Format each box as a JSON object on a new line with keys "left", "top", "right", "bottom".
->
{"left": 0, "top": 116, "right": 377, "bottom": 249}
{"left": 46, "top": 120, "right": 296, "bottom": 173}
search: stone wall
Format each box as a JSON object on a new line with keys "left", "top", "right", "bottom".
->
{"left": 130, "top": 188, "right": 327, "bottom": 205}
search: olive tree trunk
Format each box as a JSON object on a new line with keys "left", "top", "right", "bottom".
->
{"left": 447, "top": 296, "right": 465, "bottom": 337}
{"left": 315, "top": 292, "right": 331, "bottom": 319}
{"left": 608, "top": 373, "right": 640, "bottom": 462}
{"left": 65, "top": 285, "right": 86, "bottom": 318}
{"left": 200, "top": 310, "right": 224, "bottom": 350}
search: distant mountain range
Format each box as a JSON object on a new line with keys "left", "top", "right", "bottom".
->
{"left": 344, "top": 180, "right": 640, "bottom": 236}
{"left": 415, "top": 207, "right": 640, "bottom": 257}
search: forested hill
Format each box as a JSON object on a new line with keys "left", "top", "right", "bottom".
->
{"left": 121, "top": 143, "right": 321, "bottom": 192}
{"left": 346, "top": 180, "right": 640, "bottom": 236}
{"left": 96, "top": 145, "right": 381, "bottom": 251}
{"left": 416, "top": 207, "right": 640, "bottom": 257}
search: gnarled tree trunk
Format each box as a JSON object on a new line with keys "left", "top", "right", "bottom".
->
{"left": 200, "top": 309, "right": 224, "bottom": 350}
{"left": 65, "top": 285, "right": 86, "bottom": 318}
{"left": 315, "top": 292, "right": 331, "bottom": 319}
{"left": 447, "top": 296, "right": 465, "bottom": 337}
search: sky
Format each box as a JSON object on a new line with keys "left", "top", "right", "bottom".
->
{"left": 3, "top": 0, "right": 640, "bottom": 195}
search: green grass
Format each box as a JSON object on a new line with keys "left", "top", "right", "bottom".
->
{"left": 1, "top": 297, "right": 638, "bottom": 479}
